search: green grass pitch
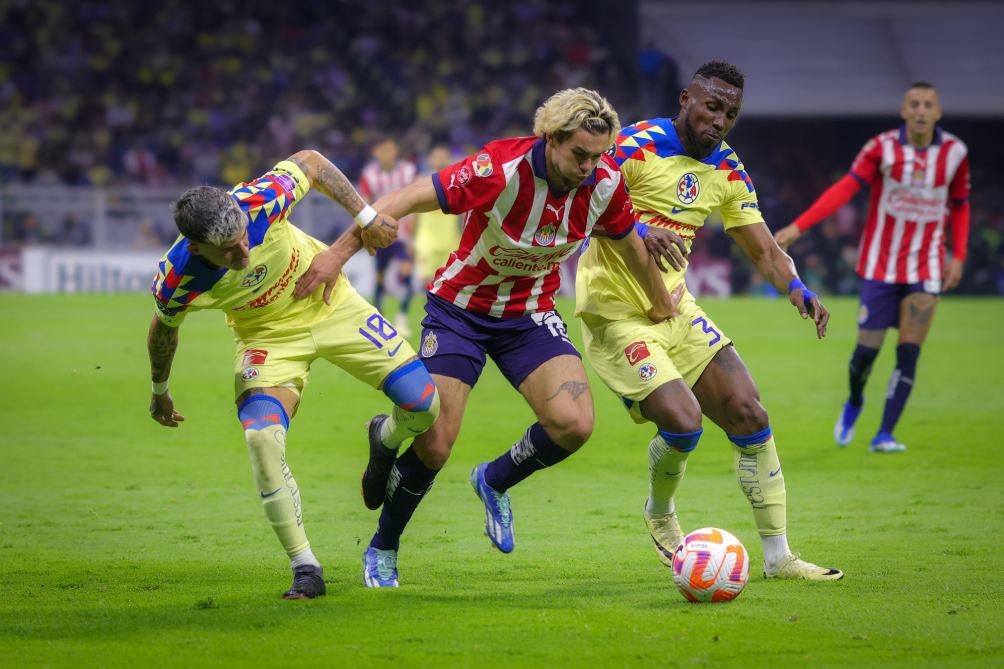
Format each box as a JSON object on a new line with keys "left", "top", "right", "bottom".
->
{"left": 1, "top": 292, "right": 1001, "bottom": 667}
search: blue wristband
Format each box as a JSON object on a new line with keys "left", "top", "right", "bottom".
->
{"left": 788, "top": 278, "right": 817, "bottom": 305}
{"left": 635, "top": 222, "right": 649, "bottom": 239}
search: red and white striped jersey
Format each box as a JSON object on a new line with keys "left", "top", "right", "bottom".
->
{"left": 851, "top": 126, "right": 969, "bottom": 284}
{"left": 429, "top": 136, "right": 635, "bottom": 318}
{"left": 359, "top": 159, "right": 418, "bottom": 235}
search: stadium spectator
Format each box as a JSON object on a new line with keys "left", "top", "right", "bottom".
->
{"left": 359, "top": 137, "right": 418, "bottom": 336}
{"left": 147, "top": 149, "right": 439, "bottom": 598}
{"left": 775, "top": 82, "right": 970, "bottom": 453}
{"left": 411, "top": 145, "right": 462, "bottom": 287}
{"left": 293, "top": 87, "right": 677, "bottom": 588}
{"left": 578, "top": 60, "right": 842, "bottom": 581}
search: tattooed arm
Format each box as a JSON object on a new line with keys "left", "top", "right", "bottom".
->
{"left": 289, "top": 150, "right": 399, "bottom": 303}
{"left": 148, "top": 314, "right": 185, "bottom": 427}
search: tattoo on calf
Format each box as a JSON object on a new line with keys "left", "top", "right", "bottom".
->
{"left": 546, "top": 380, "right": 589, "bottom": 402}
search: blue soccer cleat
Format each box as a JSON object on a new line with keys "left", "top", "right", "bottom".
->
{"left": 834, "top": 400, "right": 864, "bottom": 447}
{"left": 362, "top": 546, "right": 399, "bottom": 588}
{"left": 869, "top": 432, "right": 907, "bottom": 453}
{"left": 470, "top": 463, "right": 515, "bottom": 553}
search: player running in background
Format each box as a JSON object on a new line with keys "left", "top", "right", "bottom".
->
{"left": 359, "top": 137, "right": 419, "bottom": 336}
{"left": 775, "top": 82, "right": 970, "bottom": 453}
{"left": 147, "top": 150, "right": 439, "bottom": 599}
{"left": 295, "top": 88, "right": 677, "bottom": 587}
{"left": 412, "top": 145, "right": 462, "bottom": 287}
{"left": 577, "top": 61, "right": 842, "bottom": 580}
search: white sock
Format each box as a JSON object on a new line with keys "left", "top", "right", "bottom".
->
{"left": 761, "top": 534, "right": 790, "bottom": 566}
{"left": 290, "top": 548, "right": 320, "bottom": 569}
{"left": 645, "top": 497, "right": 676, "bottom": 517}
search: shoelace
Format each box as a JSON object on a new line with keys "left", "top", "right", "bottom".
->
{"left": 376, "top": 551, "right": 397, "bottom": 580}
{"left": 492, "top": 492, "right": 512, "bottom": 526}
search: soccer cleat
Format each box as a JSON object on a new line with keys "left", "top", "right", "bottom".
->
{"left": 394, "top": 313, "right": 412, "bottom": 338}
{"left": 282, "top": 564, "right": 327, "bottom": 599}
{"left": 362, "top": 546, "right": 399, "bottom": 588}
{"left": 643, "top": 506, "right": 683, "bottom": 568}
{"left": 470, "top": 463, "right": 515, "bottom": 553}
{"left": 869, "top": 432, "right": 907, "bottom": 453}
{"left": 763, "top": 553, "right": 843, "bottom": 581}
{"left": 834, "top": 401, "right": 863, "bottom": 447}
{"left": 361, "top": 414, "right": 396, "bottom": 510}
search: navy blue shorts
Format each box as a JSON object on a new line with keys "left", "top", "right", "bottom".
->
{"left": 858, "top": 279, "right": 939, "bottom": 330}
{"left": 375, "top": 241, "right": 410, "bottom": 274}
{"left": 418, "top": 294, "right": 580, "bottom": 389}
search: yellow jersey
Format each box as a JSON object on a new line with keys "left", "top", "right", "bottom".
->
{"left": 576, "top": 118, "right": 764, "bottom": 320}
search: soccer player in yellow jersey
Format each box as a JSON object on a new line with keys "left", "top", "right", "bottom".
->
{"left": 147, "top": 150, "right": 440, "bottom": 598}
{"left": 412, "top": 146, "right": 462, "bottom": 286}
{"left": 577, "top": 61, "right": 843, "bottom": 580}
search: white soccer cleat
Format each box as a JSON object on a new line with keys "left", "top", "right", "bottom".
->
{"left": 869, "top": 432, "right": 907, "bottom": 453}
{"left": 643, "top": 506, "right": 683, "bottom": 568}
{"left": 764, "top": 552, "right": 843, "bottom": 581}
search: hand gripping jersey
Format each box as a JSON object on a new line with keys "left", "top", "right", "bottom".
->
{"left": 576, "top": 118, "right": 763, "bottom": 320}
{"left": 430, "top": 136, "right": 635, "bottom": 318}
{"left": 151, "top": 161, "right": 344, "bottom": 334}
{"left": 848, "top": 126, "right": 969, "bottom": 283}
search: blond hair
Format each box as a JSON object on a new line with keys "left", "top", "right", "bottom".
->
{"left": 532, "top": 88, "right": 621, "bottom": 144}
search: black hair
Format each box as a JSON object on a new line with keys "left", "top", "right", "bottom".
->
{"left": 694, "top": 60, "right": 745, "bottom": 90}
{"left": 908, "top": 81, "right": 936, "bottom": 90}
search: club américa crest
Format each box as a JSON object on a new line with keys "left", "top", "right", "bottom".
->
{"left": 677, "top": 172, "right": 700, "bottom": 204}
{"left": 638, "top": 362, "right": 658, "bottom": 382}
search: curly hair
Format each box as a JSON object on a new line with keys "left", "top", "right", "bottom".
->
{"left": 173, "top": 185, "right": 245, "bottom": 245}
{"left": 694, "top": 60, "right": 745, "bottom": 90}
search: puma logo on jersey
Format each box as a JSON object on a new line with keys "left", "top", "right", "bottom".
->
{"left": 545, "top": 203, "right": 566, "bottom": 218}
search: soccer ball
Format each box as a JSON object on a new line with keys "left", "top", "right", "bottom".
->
{"left": 671, "top": 527, "right": 749, "bottom": 603}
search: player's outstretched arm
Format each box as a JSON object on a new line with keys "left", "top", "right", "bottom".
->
{"left": 147, "top": 314, "right": 185, "bottom": 427}
{"left": 775, "top": 174, "right": 862, "bottom": 250}
{"left": 610, "top": 229, "right": 682, "bottom": 322}
{"left": 373, "top": 177, "right": 441, "bottom": 220}
{"left": 729, "top": 222, "right": 829, "bottom": 339}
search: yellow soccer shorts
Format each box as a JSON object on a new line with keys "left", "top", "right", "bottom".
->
{"left": 232, "top": 286, "right": 417, "bottom": 399}
{"left": 580, "top": 292, "right": 731, "bottom": 424}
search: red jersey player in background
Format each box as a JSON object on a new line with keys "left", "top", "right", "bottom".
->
{"left": 359, "top": 137, "right": 419, "bottom": 336}
{"left": 775, "top": 82, "right": 970, "bottom": 453}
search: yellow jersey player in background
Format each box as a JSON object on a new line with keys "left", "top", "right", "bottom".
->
{"left": 147, "top": 150, "right": 440, "bottom": 598}
{"left": 412, "top": 145, "right": 462, "bottom": 287}
{"left": 576, "top": 61, "right": 842, "bottom": 581}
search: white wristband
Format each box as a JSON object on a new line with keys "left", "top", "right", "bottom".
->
{"left": 152, "top": 380, "right": 169, "bottom": 395}
{"left": 354, "top": 205, "right": 377, "bottom": 229}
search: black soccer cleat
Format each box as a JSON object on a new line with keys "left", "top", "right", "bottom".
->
{"left": 361, "top": 414, "right": 396, "bottom": 510}
{"left": 282, "top": 564, "right": 326, "bottom": 600}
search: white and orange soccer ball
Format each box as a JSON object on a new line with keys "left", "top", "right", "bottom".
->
{"left": 671, "top": 527, "right": 749, "bottom": 603}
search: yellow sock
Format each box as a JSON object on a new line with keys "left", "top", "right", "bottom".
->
{"left": 647, "top": 433, "right": 689, "bottom": 515}
{"left": 733, "top": 435, "right": 787, "bottom": 536}
{"left": 246, "top": 424, "right": 310, "bottom": 558}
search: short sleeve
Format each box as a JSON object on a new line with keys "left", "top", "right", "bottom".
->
{"left": 432, "top": 147, "right": 507, "bottom": 215}
{"left": 849, "top": 137, "right": 883, "bottom": 185}
{"left": 594, "top": 169, "right": 636, "bottom": 240}
{"left": 230, "top": 160, "right": 310, "bottom": 246}
{"left": 718, "top": 160, "right": 765, "bottom": 229}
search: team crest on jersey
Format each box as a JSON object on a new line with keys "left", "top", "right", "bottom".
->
{"left": 677, "top": 172, "right": 700, "bottom": 204}
{"left": 534, "top": 223, "right": 557, "bottom": 246}
{"left": 240, "top": 265, "right": 268, "bottom": 288}
{"left": 638, "top": 362, "right": 658, "bottom": 381}
{"left": 421, "top": 332, "right": 439, "bottom": 358}
{"left": 473, "top": 153, "right": 493, "bottom": 178}
{"left": 241, "top": 367, "right": 259, "bottom": 381}
{"left": 242, "top": 348, "right": 268, "bottom": 367}
{"left": 458, "top": 165, "right": 473, "bottom": 185}
{"left": 624, "top": 341, "right": 650, "bottom": 366}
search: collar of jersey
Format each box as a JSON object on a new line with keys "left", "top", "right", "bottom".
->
{"left": 633, "top": 118, "right": 734, "bottom": 166}
{"left": 898, "top": 124, "right": 943, "bottom": 147}
{"left": 530, "top": 137, "right": 598, "bottom": 192}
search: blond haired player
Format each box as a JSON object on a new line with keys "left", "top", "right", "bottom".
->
{"left": 577, "top": 61, "right": 842, "bottom": 580}
{"left": 148, "top": 150, "right": 440, "bottom": 598}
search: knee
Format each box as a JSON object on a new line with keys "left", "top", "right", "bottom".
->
{"left": 541, "top": 410, "right": 594, "bottom": 451}
{"left": 238, "top": 395, "right": 291, "bottom": 491}
{"left": 651, "top": 402, "right": 703, "bottom": 435}
{"left": 725, "top": 395, "right": 769, "bottom": 434}
{"left": 385, "top": 360, "right": 438, "bottom": 415}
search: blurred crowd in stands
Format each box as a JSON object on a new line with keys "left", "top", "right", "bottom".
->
{"left": 1, "top": 0, "right": 1001, "bottom": 294}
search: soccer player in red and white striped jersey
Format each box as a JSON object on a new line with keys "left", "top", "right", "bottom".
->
{"left": 776, "top": 82, "right": 970, "bottom": 453}
{"left": 294, "top": 88, "right": 677, "bottom": 586}
{"left": 359, "top": 137, "right": 419, "bottom": 335}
